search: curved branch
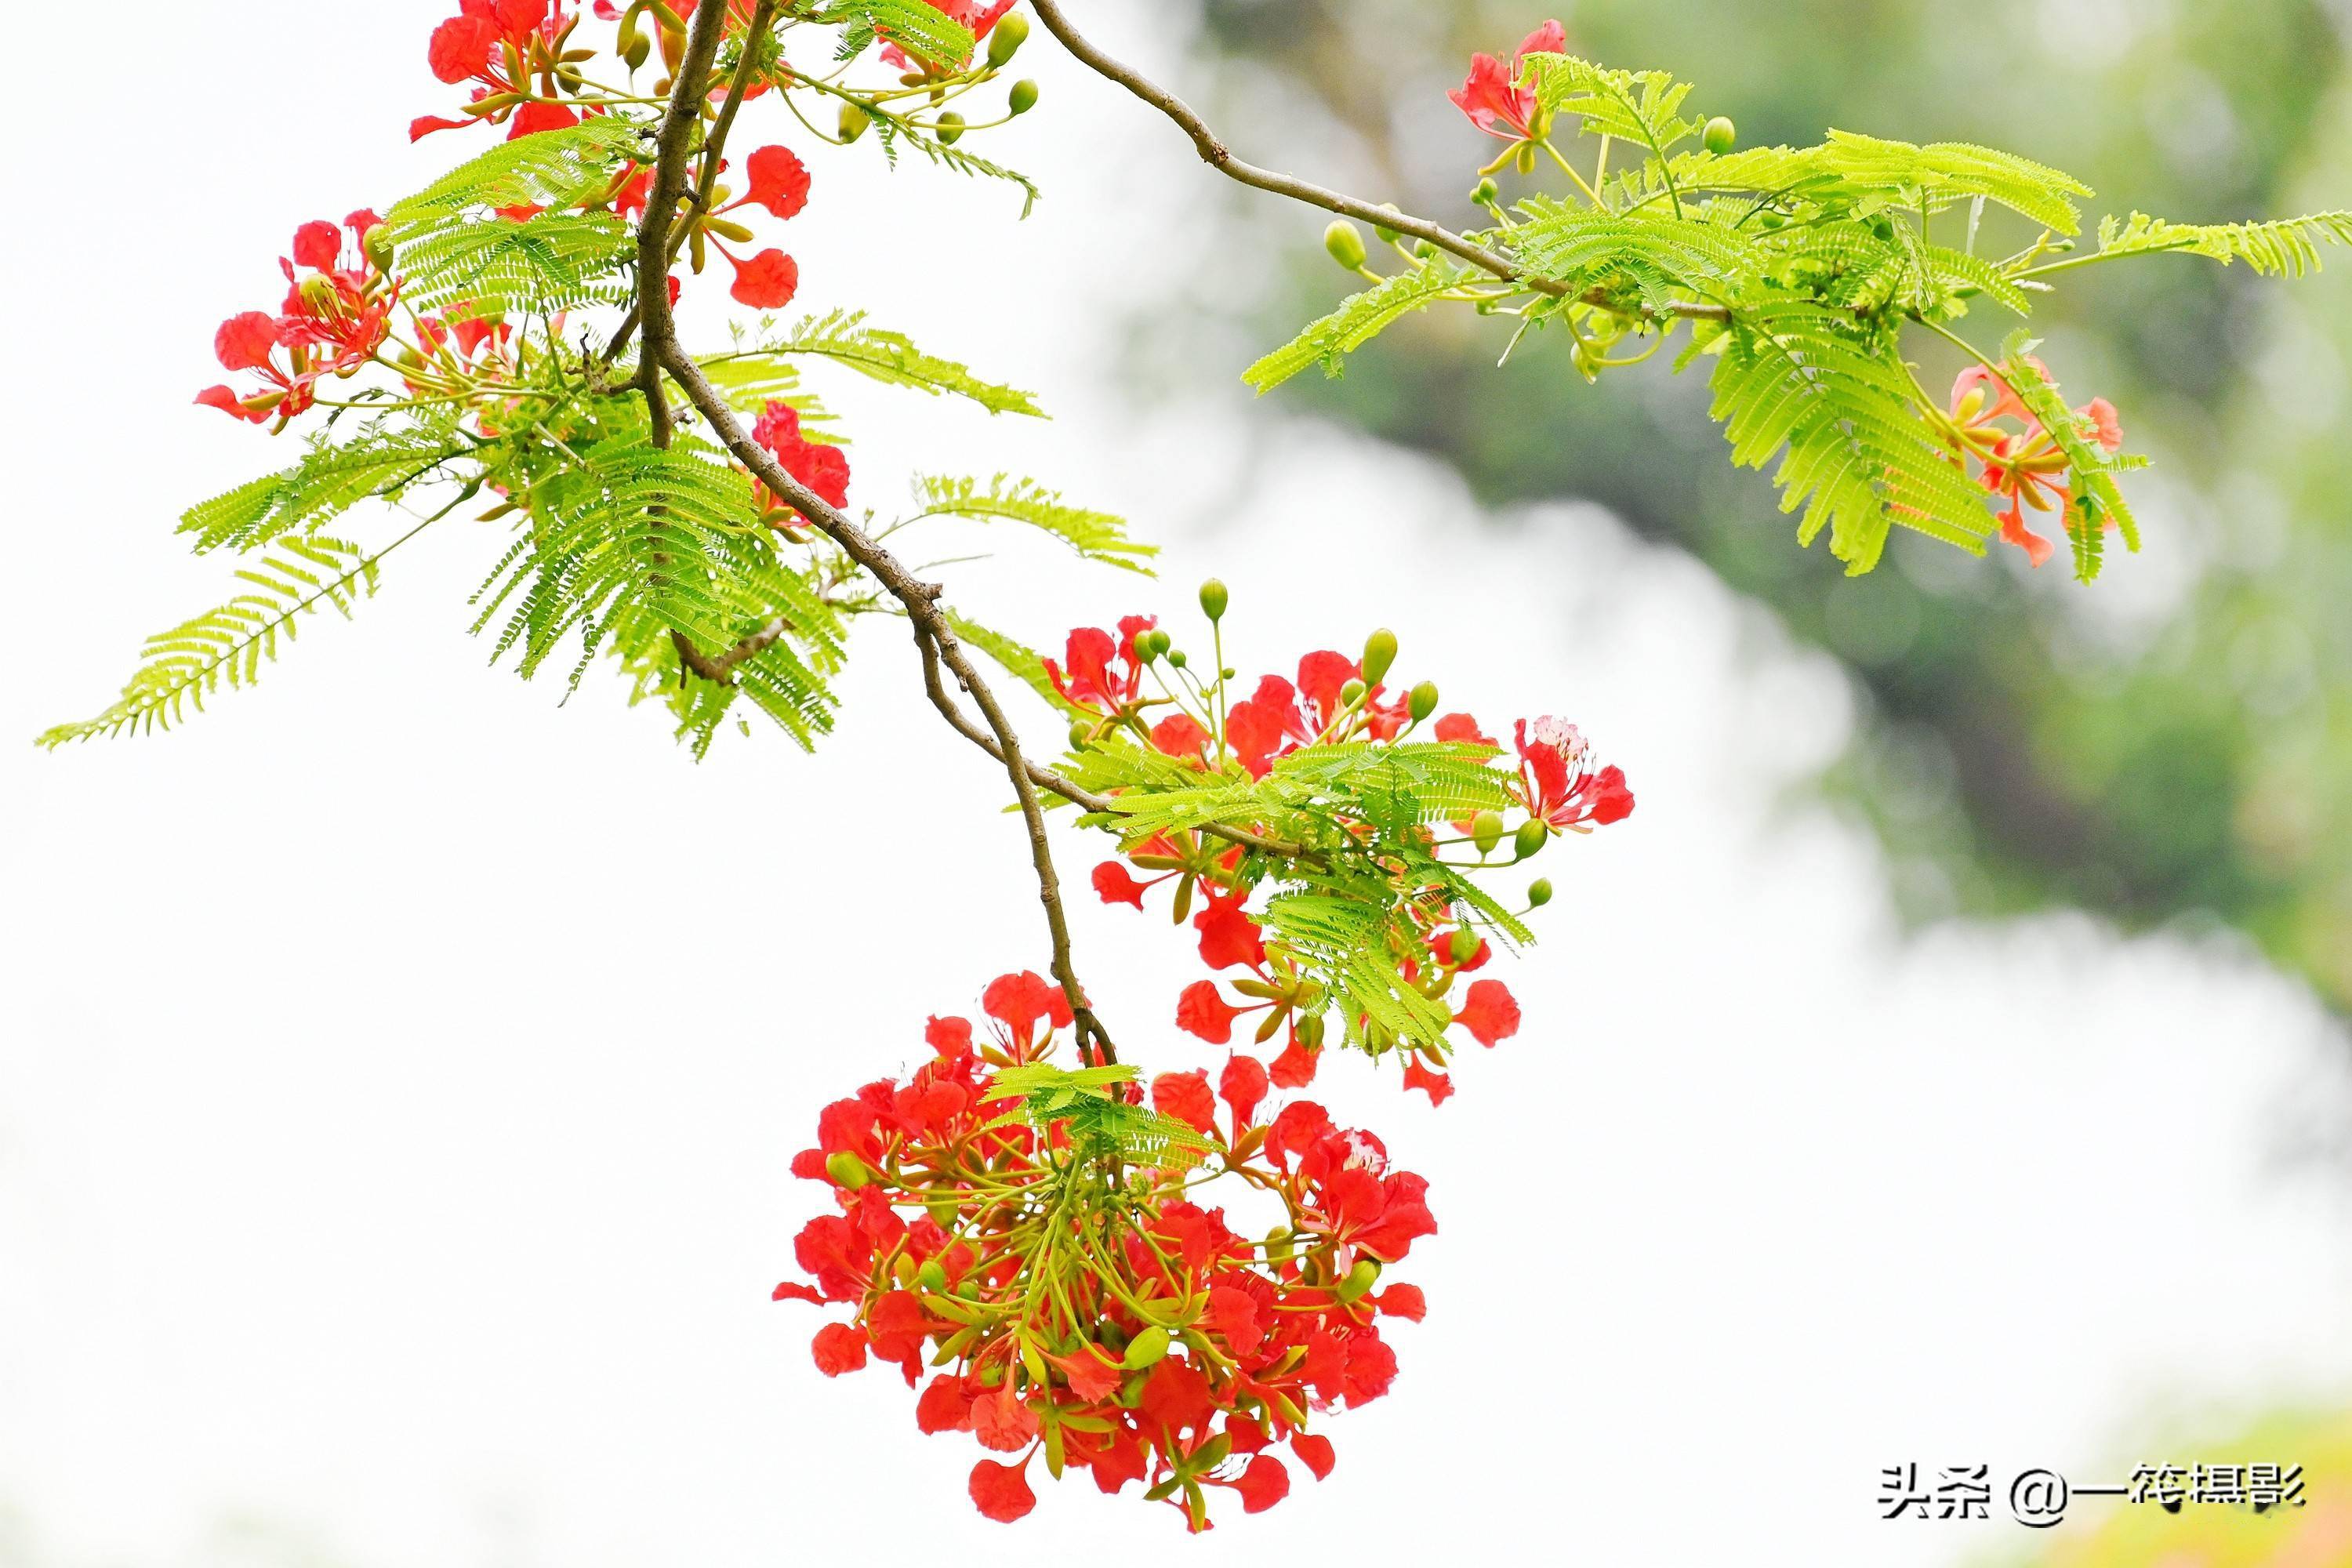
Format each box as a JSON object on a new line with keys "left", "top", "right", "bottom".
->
{"left": 1025, "top": 0, "right": 1732, "bottom": 325}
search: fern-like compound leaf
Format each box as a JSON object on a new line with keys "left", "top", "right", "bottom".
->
{"left": 912, "top": 474, "right": 1153, "bottom": 572}
{"left": 1245, "top": 266, "right": 1472, "bottom": 394}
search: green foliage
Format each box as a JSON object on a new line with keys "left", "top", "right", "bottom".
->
{"left": 1525, "top": 55, "right": 1700, "bottom": 207}
{"left": 2090, "top": 210, "right": 2352, "bottom": 278}
{"left": 471, "top": 426, "right": 846, "bottom": 752}
{"left": 987, "top": 1064, "right": 1213, "bottom": 1170}
{"left": 384, "top": 117, "right": 647, "bottom": 229}
{"left": 812, "top": 0, "right": 977, "bottom": 70}
{"left": 866, "top": 114, "right": 1041, "bottom": 216}
{"left": 944, "top": 611, "right": 1088, "bottom": 717}
{"left": 395, "top": 212, "right": 637, "bottom": 318}
{"left": 39, "top": 535, "right": 397, "bottom": 747}
{"left": 708, "top": 310, "right": 1045, "bottom": 415}
{"left": 179, "top": 418, "right": 477, "bottom": 554}
{"left": 1998, "top": 332, "right": 2151, "bottom": 583}
{"left": 1244, "top": 266, "right": 1473, "bottom": 394}
{"left": 912, "top": 474, "right": 1153, "bottom": 572}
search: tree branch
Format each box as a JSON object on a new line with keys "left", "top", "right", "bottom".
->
{"left": 637, "top": 0, "right": 1116, "bottom": 1064}
{"left": 1025, "top": 0, "right": 1733, "bottom": 325}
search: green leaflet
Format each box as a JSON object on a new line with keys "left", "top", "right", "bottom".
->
{"left": 815, "top": 0, "right": 978, "bottom": 69}
{"left": 988, "top": 1064, "right": 1211, "bottom": 1170}
{"left": 912, "top": 474, "right": 1153, "bottom": 572}
{"left": 394, "top": 212, "right": 637, "bottom": 318}
{"left": 2091, "top": 210, "right": 2352, "bottom": 278}
{"left": 1244, "top": 265, "right": 1471, "bottom": 394}
{"left": 942, "top": 610, "right": 1088, "bottom": 719}
{"left": 707, "top": 309, "right": 1044, "bottom": 416}
{"left": 38, "top": 534, "right": 401, "bottom": 747}
{"left": 383, "top": 117, "right": 647, "bottom": 232}
{"left": 865, "top": 116, "right": 1041, "bottom": 216}
{"left": 179, "top": 418, "right": 477, "bottom": 554}
{"left": 1809, "top": 129, "right": 2091, "bottom": 236}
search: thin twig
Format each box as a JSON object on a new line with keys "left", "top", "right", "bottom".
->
{"left": 1024, "top": 0, "right": 1733, "bottom": 325}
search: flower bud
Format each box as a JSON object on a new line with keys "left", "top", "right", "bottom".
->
{"left": 1372, "top": 202, "right": 1403, "bottom": 245}
{"left": 824, "top": 1151, "right": 871, "bottom": 1190}
{"left": 621, "top": 26, "right": 652, "bottom": 70}
{"left": 839, "top": 103, "right": 872, "bottom": 142}
{"left": 1297, "top": 1013, "right": 1325, "bottom": 1049}
{"left": 1450, "top": 925, "right": 1482, "bottom": 965}
{"left": 1007, "top": 78, "right": 1040, "bottom": 115}
{"left": 1198, "top": 578, "right": 1229, "bottom": 621}
{"left": 1264, "top": 1225, "right": 1295, "bottom": 1262}
{"left": 1069, "top": 720, "right": 1092, "bottom": 750}
{"left": 1703, "top": 115, "right": 1737, "bottom": 155}
{"left": 362, "top": 225, "right": 396, "bottom": 273}
{"left": 916, "top": 1258, "right": 948, "bottom": 1293}
{"left": 1514, "top": 819, "right": 1548, "bottom": 860}
{"left": 1122, "top": 1324, "right": 1172, "bottom": 1370}
{"left": 296, "top": 274, "right": 341, "bottom": 314}
{"left": 1338, "top": 677, "right": 1367, "bottom": 709}
{"left": 935, "top": 111, "right": 965, "bottom": 145}
{"left": 1409, "top": 681, "right": 1439, "bottom": 722}
{"left": 1142, "top": 627, "right": 1171, "bottom": 659}
{"left": 1167, "top": 649, "right": 1188, "bottom": 670}
{"left": 1336, "top": 1258, "right": 1382, "bottom": 1303}
{"left": 1360, "top": 627, "right": 1397, "bottom": 687}
{"left": 1528, "top": 877, "right": 1555, "bottom": 908}
{"left": 1514, "top": 143, "right": 1535, "bottom": 175}
{"left": 1323, "top": 219, "right": 1367, "bottom": 271}
{"left": 987, "top": 13, "right": 1029, "bottom": 66}
{"left": 1471, "top": 811, "right": 1504, "bottom": 856}
{"left": 893, "top": 1253, "right": 918, "bottom": 1287}
{"left": 1471, "top": 176, "right": 1500, "bottom": 207}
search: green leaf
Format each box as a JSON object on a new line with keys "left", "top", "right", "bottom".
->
{"left": 912, "top": 474, "right": 1153, "bottom": 572}
{"left": 2089, "top": 210, "right": 2352, "bottom": 278}
{"left": 1809, "top": 129, "right": 2091, "bottom": 236}
{"left": 709, "top": 309, "right": 1044, "bottom": 415}
{"left": 1245, "top": 265, "right": 1471, "bottom": 394}
{"left": 1996, "top": 332, "right": 2150, "bottom": 583}
{"left": 180, "top": 417, "right": 477, "bottom": 554}
{"left": 38, "top": 533, "right": 407, "bottom": 747}
{"left": 395, "top": 212, "right": 636, "bottom": 318}
{"left": 942, "top": 609, "right": 1087, "bottom": 718}
{"left": 815, "top": 0, "right": 977, "bottom": 69}
{"left": 384, "top": 116, "right": 647, "bottom": 233}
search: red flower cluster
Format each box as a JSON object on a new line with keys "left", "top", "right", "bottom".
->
{"left": 773, "top": 974, "right": 1432, "bottom": 1530}
{"left": 198, "top": 213, "right": 396, "bottom": 426}
{"left": 413, "top": 0, "right": 582, "bottom": 141}
{"left": 751, "top": 401, "right": 851, "bottom": 512}
{"left": 1944, "top": 361, "right": 2127, "bottom": 568}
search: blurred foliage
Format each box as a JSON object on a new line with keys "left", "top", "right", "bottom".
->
{"left": 1160, "top": 0, "right": 2352, "bottom": 1008}
{"left": 1997, "top": 1408, "right": 2352, "bottom": 1566}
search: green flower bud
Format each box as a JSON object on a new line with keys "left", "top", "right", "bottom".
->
{"left": 1471, "top": 810, "right": 1505, "bottom": 856}
{"left": 824, "top": 1151, "right": 871, "bottom": 1189}
{"left": 1704, "top": 115, "right": 1737, "bottom": 155}
{"left": 1264, "top": 1225, "right": 1295, "bottom": 1263}
{"left": 361, "top": 225, "right": 395, "bottom": 274}
{"left": 1513, "top": 142, "right": 1535, "bottom": 176}
{"left": 892, "top": 1253, "right": 918, "bottom": 1287}
{"left": 1323, "top": 219, "right": 1367, "bottom": 271}
{"left": 1007, "top": 78, "right": 1040, "bottom": 115}
{"left": 1122, "top": 1324, "right": 1172, "bottom": 1370}
{"left": 1471, "top": 176, "right": 1500, "bottom": 207}
{"left": 916, "top": 1258, "right": 948, "bottom": 1293}
{"left": 935, "top": 111, "right": 965, "bottom": 145}
{"left": 1414, "top": 238, "right": 1439, "bottom": 259}
{"left": 1069, "top": 720, "right": 1093, "bottom": 750}
{"left": 1450, "top": 925, "right": 1482, "bottom": 965}
{"left": 1360, "top": 627, "right": 1398, "bottom": 687}
{"left": 1409, "top": 680, "right": 1439, "bottom": 722}
{"left": 1758, "top": 209, "right": 1786, "bottom": 230}
{"left": 1528, "top": 877, "right": 1555, "bottom": 908}
{"left": 1336, "top": 1258, "right": 1382, "bottom": 1303}
{"left": 1198, "top": 578, "right": 1229, "bottom": 621}
{"left": 1167, "top": 649, "right": 1189, "bottom": 670}
{"left": 1514, "top": 819, "right": 1548, "bottom": 860}
{"left": 1297, "top": 1013, "right": 1326, "bottom": 1049}
{"left": 1221, "top": 667, "right": 1237, "bottom": 681}
{"left": 1372, "top": 202, "right": 1403, "bottom": 245}
{"left": 1140, "top": 627, "right": 1171, "bottom": 660}
{"left": 838, "top": 102, "right": 871, "bottom": 142}
{"left": 986, "top": 12, "right": 1029, "bottom": 67}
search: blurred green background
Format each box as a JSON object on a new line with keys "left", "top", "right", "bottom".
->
{"left": 1154, "top": 0, "right": 2352, "bottom": 1011}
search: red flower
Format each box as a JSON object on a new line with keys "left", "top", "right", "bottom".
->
{"left": 981, "top": 969, "right": 1073, "bottom": 1054}
{"left": 1150, "top": 713, "right": 1210, "bottom": 760}
{"left": 1433, "top": 711, "right": 1495, "bottom": 746}
{"left": 916, "top": 1373, "right": 975, "bottom": 1433}
{"left": 1230, "top": 1454, "right": 1290, "bottom": 1513}
{"left": 1152, "top": 1069, "right": 1217, "bottom": 1132}
{"left": 1402, "top": 1058, "right": 1454, "bottom": 1105}
{"left": 1193, "top": 891, "right": 1265, "bottom": 972}
{"left": 1043, "top": 619, "right": 1156, "bottom": 717}
{"left": 969, "top": 1457, "right": 1037, "bottom": 1523}
{"left": 196, "top": 311, "right": 325, "bottom": 426}
{"left": 1453, "top": 978, "right": 1521, "bottom": 1047}
{"left": 725, "top": 247, "right": 800, "bottom": 309}
{"left": 1175, "top": 981, "right": 1243, "bottom": 1044}
{"left": 1092, "top": 861, "right": 1154, "bottom": 909}
{"left": 1946, "top": 362, "right": 2128, "bottom": 568}
{"left": 1218, "top": 1053, "right": 1269, "bottom": 1128}
{"left": 1515, "top": 716, "right": 1635, "bottom": 830}
{"left": 1291, "top": 1432, "right": 1336, "bottom": 1480}
{"left": 1446, "top": 20, "right": 1566, "bottom": 142}
{"left": 811, "top": 1321, "right": 868, "bottom": 1376}
{"left": 750, "top": 400, "right": 850, "bottom": 511}
{"left": 740, "top": 145, "right": 811, "bottom": 219}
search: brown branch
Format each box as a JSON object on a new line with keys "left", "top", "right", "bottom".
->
{"left": 671, "top": 617, "right": 793, "bottom": 685}
{"left": 635, "top": 0, "right": 1117, "bottom": 1065}
{"left": 1024, "top": 0, "right": 1733, "bottom": 325}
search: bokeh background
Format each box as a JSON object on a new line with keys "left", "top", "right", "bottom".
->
{"left": 4, "top": 2, "right": 2352, "bottom": 1564}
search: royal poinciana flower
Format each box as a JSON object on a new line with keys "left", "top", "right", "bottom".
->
{"left": 750, "top": 400, "right": 850, "bottom": 512}
{"left": 1515, "top": 715, "right": 1636, "bottom": 831}
{"left": 1446, "top": 20, "right": 1566, "bottom": 143}
{"left": 772, "top": 975, "right": 1431, "bottom": 1530}
{"left": 1944, "top": 361, "right": 2126, "bottom": 568}
{"left": 411, "top": 0, "right": 584, "bottom": 140}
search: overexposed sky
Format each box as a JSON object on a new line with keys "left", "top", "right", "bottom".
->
{"left": 4, "top": 6, "right": 2350, "bottom": 1566}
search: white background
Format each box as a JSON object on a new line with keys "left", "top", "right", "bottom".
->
{"left": 4, "top": 5, "right": 2350, "bottom": 1564}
